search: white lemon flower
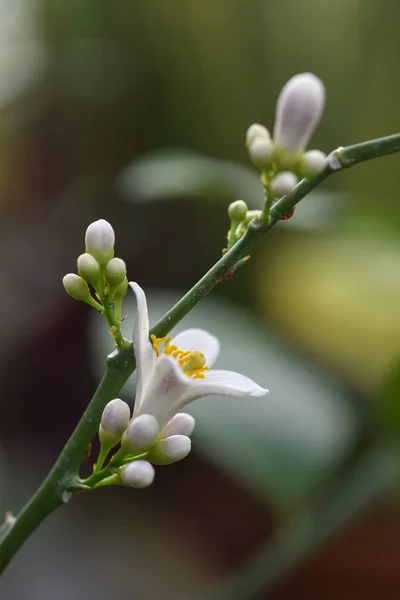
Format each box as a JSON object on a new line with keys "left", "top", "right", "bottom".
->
{"left": 130, "top": 282, "right": 268, "bottom": 434}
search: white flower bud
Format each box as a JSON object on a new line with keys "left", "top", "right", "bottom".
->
{"left": 273, "top": 73, "right": 325, "bottom": 153}
{"left": 121, "top": 460, "right": 155, "bottom": 488}
{"left": 77, "top": 253, "right": 101, "bottom": 285}
{"left": 299, "top": 149, "right": 327, "bottom": 178}
{"left": 62, "top": 274, "right": 91, "bottom": 301}
{"left": 228, "top": 200, "right": 248, "bottom": 222}
{"left": 161, "top": 413, "right": 196, "bottom": 438}
{"left": 85, "top": 219, "right": 115, "bottom": 253}
{"left": 122, "top": 414, "right": 159, "bottom": 451}
{"left": 270, "top": 171, "right": 298, "bottom": 198}
{"left": 245, "top": 123, "right": 271, "bottom": 148}
{"left": 105, "top": 257, "right": 127, "bottom": 288}
{"left": 249, "top": 137, "right": 273, "bottom": 169}
{"left": 147, "top": 435, "right": 191, "bottom": 465}
{"left": 99, "top": 398, "right": 131, "bottom": 446}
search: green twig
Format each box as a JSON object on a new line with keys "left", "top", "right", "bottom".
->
{"left": 0, "top": 133, "right": 399, "bottom": 573}
{"left": 0, "top": 344, "right": 134, "bottom": 572}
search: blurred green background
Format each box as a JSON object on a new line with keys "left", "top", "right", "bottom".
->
{"left": 0, "top": 1, "right": 400, "bottom": 599}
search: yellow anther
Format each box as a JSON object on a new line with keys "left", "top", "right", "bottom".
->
{"left": 150, "top": 335, "right": 166, "bottom": 357}
{"left": 151, "top": 336, "right": 209, "bottom": 380}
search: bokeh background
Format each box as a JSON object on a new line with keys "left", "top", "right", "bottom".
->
{"left": 0, "top": 1, "right": 400, "bottom": 598}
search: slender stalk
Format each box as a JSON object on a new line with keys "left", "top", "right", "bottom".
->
{"left": 0, "top": 133, "right": 399, "bottom": 572}
{"left": 0, "top": 344, "right": 135, "bottom": 572}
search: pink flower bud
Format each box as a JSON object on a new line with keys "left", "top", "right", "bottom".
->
{"left": 273, "top": 73, "right": 325, "bottom": 153}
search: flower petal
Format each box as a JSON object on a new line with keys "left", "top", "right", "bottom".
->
{"left": 170, "top": 328, "right": 220, "bottom": 367}
{"left": 129, "top": 282, "right": 155, "bottom": 413}
{"left": 136, "top": 354, "right": 194, "bottom": 430}
{"left": 189, "top": 369, "right": 269, "bottom": 398}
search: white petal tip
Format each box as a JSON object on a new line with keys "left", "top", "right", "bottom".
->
{"left": 250, "top": 387, "right": 269, "bottom": 397}
{"left": 162, "top": 413, "right": 196, "bottom": 438}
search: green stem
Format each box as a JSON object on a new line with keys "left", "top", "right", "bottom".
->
{"left": 0, "top": 343, "right": 135, "bottom": 573}
{"left": 102, "top": 298, "right": 126, "bottom": 347}
{"left": 0, "top": 133, "right": 399, "bottom": 573}
{"left": 82, "top": 451, "right": 147, "bottom": 488}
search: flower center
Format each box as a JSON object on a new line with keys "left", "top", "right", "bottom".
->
{"left": 150, "top": 335, "right": 209, "bottom": 379}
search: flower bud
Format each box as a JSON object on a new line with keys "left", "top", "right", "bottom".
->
{"left": 161, "top": 413, "right": 196, "bottom": 438}
{"left": 114, "top": 277, "right": 128, "bottom": 300}
{"left": 77, "top": 253, "right": 101, "bottom": 286}
{"left": 63, "top": 274, "right": 91, "bottom": 301}
{"left": 228, "top": 200, "right": 248, "bottom": 222}
{"left": 122, "top": 414, "right": 159, "bottom": 451}
{"left": 99, "top": 398, "right": 131, "bottom": 446}
{"left": 249, "top": 137, "right": 273, "bottom": 169}
{"left": 245, "top": 123, "right": 270, "bottom": 148}
{"left": 270, "top": 171, "right": 298, "bottom": 198}
{"left": 85, "top": 219, "right": 115, "bottom": 253}
{"left": 147, "top": 435, "right": 191, "bottom": 465}
{"left": 298, "top": 149, "right": 327, "bottom": 178}
{"left": 121, "top": 460, "right": 155, "bottom": 488}
{"left": 273, "top": 73, "right": 325, "bottom": 153}
{"left": 105, "top": 257, "right": 127, "bottom": 288}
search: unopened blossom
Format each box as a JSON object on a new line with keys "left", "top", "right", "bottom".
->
{"left": 299, "top": 149, "right": 327, "bottom": 178}
{"left": 99, "top": 398, "right": 131, "bottom": 446}
{"left": 245, "top": 123, "right": 271, "bottom": 147}
{"left": 273, "top": 73, "right": 325, "bottom": 154}
{"left": 85, "top": 219, "right": 115, "bottom": 254}
{"left": 147, "top": 435, "right": 192, "bottom": 465}
{"left": 161, "top": 413, "right": 195, "bottom": 438}
{"left": 129, "top": 282, "right": 268, "bottom": 435}
{"left": 121, "top": 460, "right": 155, "bottom": 488}
{"left": 270, "top": 171, "right": 299, "bottom": 198}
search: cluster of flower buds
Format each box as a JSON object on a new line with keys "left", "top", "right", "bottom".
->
{"left": 225, "top": 199, "right": 262, "bottom": 250}
{"left": 246, "top": 72, "right": 326, "bottom": 200}
{"left": 98, "top": 399, "right": 196, "bottom": 488}
{"left": 62, "top": 220, "right": 128, "bottom": 333}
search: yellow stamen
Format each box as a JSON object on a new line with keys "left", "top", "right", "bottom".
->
{"left": 150, "top": 335, "right": 209, "bottom": 379}
{"left": 150, "top": 334, "right": 166, "bottom": 357}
